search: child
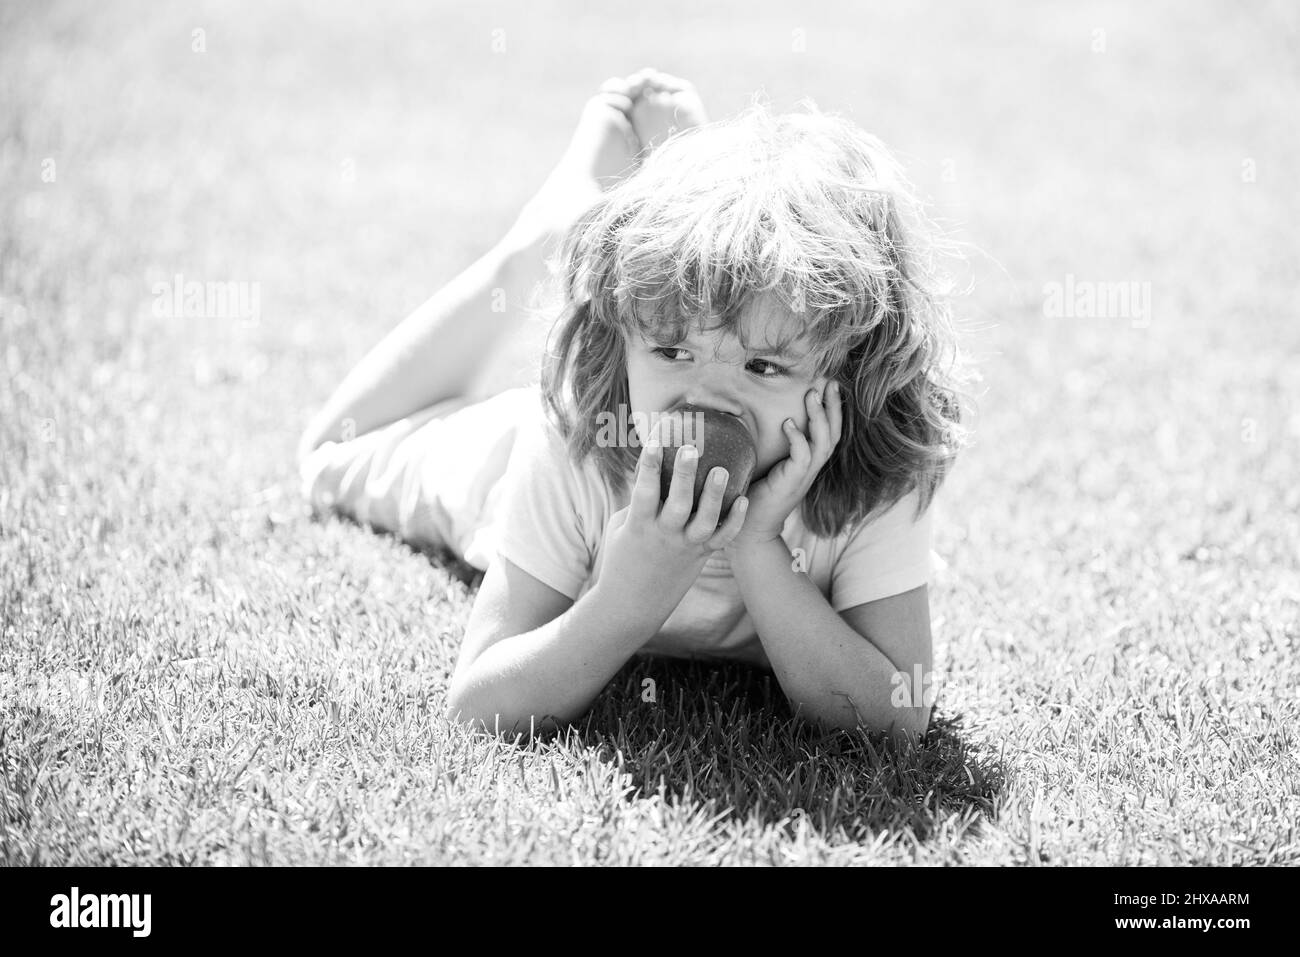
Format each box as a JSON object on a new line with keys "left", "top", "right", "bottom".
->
{"left": 297, "top": 69, "right": 966, "bottom": 743}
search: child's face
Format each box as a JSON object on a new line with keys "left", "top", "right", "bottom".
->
{"left": 623, "top": 293, "right": 831, "bottom": 482}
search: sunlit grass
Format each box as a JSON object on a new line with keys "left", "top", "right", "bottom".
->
{"left": 2, "top": 0, "right": 1297, "bottom": 865}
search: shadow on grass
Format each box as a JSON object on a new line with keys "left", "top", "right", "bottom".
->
{"left": 308, "top": 507, "right": 487, "bottom": 591}
{"left": 571, "top": 656, "right": 1003, "bottom": 845}
{"left": 417, "top": 542, "right": 486, "bottom": 592}
{"left": 317, "top": 514, "right": 1000, "bottom": 846}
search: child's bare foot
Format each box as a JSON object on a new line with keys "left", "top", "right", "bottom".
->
{"left": 507, "top": 70, "right": 709, "bottom": 252}
{"left": 626, "top": 68, "right": 709, "bottom": 155}
{"left": 508, "top": 76, "right": 646, "bottom": 249}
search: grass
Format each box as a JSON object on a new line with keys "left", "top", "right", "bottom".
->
{"left": 2, "top": 0, "right": 1298, "bottom": 865}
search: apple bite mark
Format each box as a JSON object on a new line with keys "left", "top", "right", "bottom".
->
{"left": 655, "top": 403, "right": 757, "bottom": 515}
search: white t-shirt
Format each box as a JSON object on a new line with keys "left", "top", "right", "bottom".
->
{"left": 301, "top": 384, "right": 937, "bottom": 670}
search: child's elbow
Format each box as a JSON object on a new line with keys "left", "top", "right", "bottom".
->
{"left": 443, "top": 686, "right": 564, "bottom": 740}
{"left": 801, "top": 692, "right": 931, "bottom": 741}
{"left": 442, "top": 685, "right": 478, "bottom": 728}
{"left": 861, "top": 699, "right": 931, "bottom": 742}
{"left": 883, "top": 707, "right": 932, "bottom": 748}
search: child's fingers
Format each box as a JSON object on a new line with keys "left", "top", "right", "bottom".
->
{"left": 806, "top": 388, "right": 831, "bottom": 457}
{"left": 659, "top": 444, "right": 699, "bottom": 527}
{"left": 629, "top": 437, "right": 663, "bottom": 521}
{"left": 685, "top": 466, "right": 728, "bottom": 542}
{"left": 826, "top": 381, "right": 844, "bottom": 449}
{"left": 606, "top": 505, "right": 629, "bottom": 533}
{"left": 782, "top": 418, "right": 812, "bottom": 470}
{"left": 707, "top": 495, "right": 750, "bottom": 550}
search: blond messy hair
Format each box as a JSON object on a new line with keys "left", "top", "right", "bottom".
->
{"left": 540, "top": 100, "right": 969, "bottom": 537}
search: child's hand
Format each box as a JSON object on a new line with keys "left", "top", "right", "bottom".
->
{"left": 596, "top": 434, "right": 750, "bottom": 611}
{"left": 728, "top": 383, "right": 844, "bottom": 553}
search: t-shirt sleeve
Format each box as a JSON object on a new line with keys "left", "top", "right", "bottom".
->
{"left": 492, "top": 418, "right": 598, "bottom": 600}
{"left": 829, "top": 488, "right": 935, "bottom": 612}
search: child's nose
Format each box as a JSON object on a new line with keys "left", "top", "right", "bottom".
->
{"left": 682, "top": 364, "right": 746, "bottom": 418}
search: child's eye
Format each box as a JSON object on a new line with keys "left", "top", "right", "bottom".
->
{"left": 747, "top": 359, "right": 789, "bottom": 378}
{"left": 651, "top": 347, "right": 788, "bottom": 379}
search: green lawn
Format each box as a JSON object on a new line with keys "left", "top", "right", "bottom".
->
{"left": 2, "top": 0, "right": 1297, "bottom": 865}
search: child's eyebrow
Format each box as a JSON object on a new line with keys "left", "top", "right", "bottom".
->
{"left": 748, "top": 340, "right": 810, "bottom": 363}
{"left": 753, "top": 343, "right": 803, "bottom": 358}
{"left": 647, "top": 330, "right": 809, "bottom": 362}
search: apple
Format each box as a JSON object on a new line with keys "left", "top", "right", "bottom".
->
{"left": 655, "top": 402, "right": 757, "bottom": 516}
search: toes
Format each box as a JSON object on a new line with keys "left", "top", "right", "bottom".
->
{"left": 625, "top": 67, "right": 658, "bottom": 97}
{"left": 649, "top": 71, "right": 693, "bottom": 93}
{"left": 594, "top": 91, "right": 634, "bottom": 115}
{"left": 599, "top": 76, "right": 633, "bottom": 98}
{"left": 586, "top": 94, "right": 641, "bottom": 154}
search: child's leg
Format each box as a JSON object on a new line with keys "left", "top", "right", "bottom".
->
{"left": 299, "top": 71, "right": 711, "bottom": 564}
{"left": 297, "top": 76, "right": 654, "bottom": 463}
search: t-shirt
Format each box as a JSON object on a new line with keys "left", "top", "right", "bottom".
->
{"left": 492, "top": 391, "right": 936, "bottom": 671}
{"left": 300, "top": 384, "right": 937, "bottom": 671}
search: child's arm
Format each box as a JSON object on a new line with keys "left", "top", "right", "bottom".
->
{"left": 724, "top": 383, "right": 931, "bottom": 740}
{"left": 445, "top": 556, "right": 682, "bottom": 735}
{"left": 446, "top": 435, "right": 750, "bottom": 736}
{"left": 729, "top": 538, "right": 933, "bottom": 741}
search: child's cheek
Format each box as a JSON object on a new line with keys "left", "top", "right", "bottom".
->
{"left": 755, "top": 423, "right": 790, "bottom": 476}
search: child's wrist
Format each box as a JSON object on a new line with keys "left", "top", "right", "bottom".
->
{"left": 726, "top": 530, "right": 784, "bottom": 553}
{"left": 724, "top": 534, "right": 789, "bottom": 575}
{"left": 589, "top": 576, "right": 686, "bottom": 640}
